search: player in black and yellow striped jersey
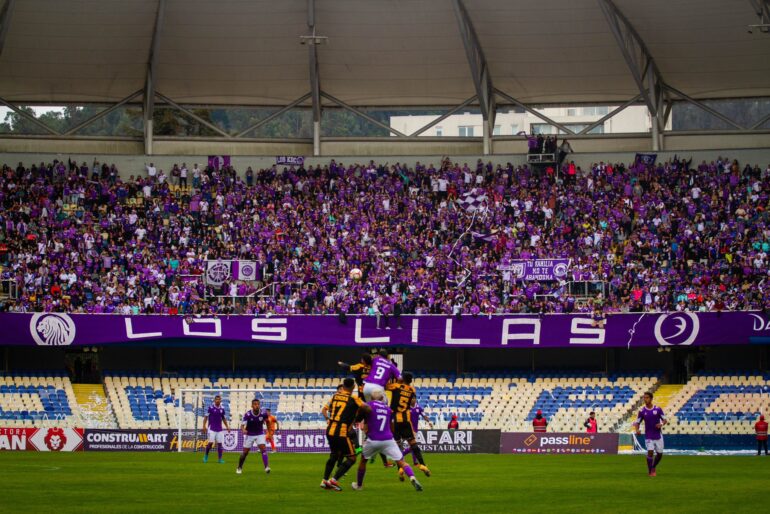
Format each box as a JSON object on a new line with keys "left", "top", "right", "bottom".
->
{"left": 386, "top": 372, "right": 430, "bottom": 477}
{"left": 321, "top": 378, "right": 364, "bottom": 491}
{"left": 337, "top": 353, "right": 372, "bottom": 397}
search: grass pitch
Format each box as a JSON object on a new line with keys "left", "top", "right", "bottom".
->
{"left": 0, "top": 452, "right": 766, "bottom": 513}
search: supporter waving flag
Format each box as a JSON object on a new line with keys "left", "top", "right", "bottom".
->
{"left": 456, "top": 188, "right": 488, "bottom": 212}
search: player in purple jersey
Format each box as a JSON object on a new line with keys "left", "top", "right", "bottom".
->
{"left": 351, "top": 390, "right": 423, "bottom": 492}
{"left": 236, "top": 399, "right": 271, "bottom": 475}
{"left": 202, "top": 394, "right": 230, "bottom": 464}
{"left": 632, "top": 391, "right": 668, "bottom": 477}
{"left": 407, "top": 397, "right": 433, "bottom": 466}
{"left": 362, "top": 350, "right": 401, "bottom": 401}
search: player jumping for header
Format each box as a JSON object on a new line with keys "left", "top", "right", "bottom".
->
{"left": 237, "top": 398, "right": 271, "bottom": 475}
{"left": 202, "top": 394, "right": 230, "bottom": 464}
{"left": 362, "top": 350, "right": 401, "bottom": 401}
{"left": 351, "top": 389, "right": 423, "bottom": 492}
{"left": 633, "top": 391, "right": 667, "bottom": 477}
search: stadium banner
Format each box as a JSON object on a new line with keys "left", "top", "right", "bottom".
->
{"left": 3, "top": 311, "right": 766, "bottom": 348}
{"left": 83, "top": 429, "right": 175, "bottom": 451}
{"left": 498, "top": 259, "right": 570, "bottom": 281}
{"left": 634, "top": 153, "right": 657, "bottom": 166}
{"left": 232, "top": 260, "right": 258, "bottom": 281}
{"left": 500, "top": 432, "right": 619, "bottom": 454}
{"left": 207, "top": 155, "right": 230, "bottom": 170}
{"left": 415, "top": 429, "right": 500, "bottom": 453}
{"left": 170, "top": 429, "right": 329, "bottom": 453}
{"left": 205, "top": 260, "right": 232, "bottom": 286}
{"left": 276, "top": 156, "right": 304, "bottom": 166}
{"left": 0, "top": 427, "right": 84, "bottom": 451}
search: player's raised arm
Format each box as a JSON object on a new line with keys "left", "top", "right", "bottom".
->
{"left": 356, "top": 403, "right": 372, "bottom": 423}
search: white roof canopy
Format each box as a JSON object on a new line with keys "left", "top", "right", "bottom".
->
{"left": 0, "top": 0, "right": 768, "bottom": 106}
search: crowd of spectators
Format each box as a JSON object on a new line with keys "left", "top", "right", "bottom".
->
{"left": 0, "top": 154, "right": 769, "bottom": 317}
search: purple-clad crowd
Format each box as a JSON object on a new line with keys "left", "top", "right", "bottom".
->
{"left": 0, "top": 155, "right": 769, "bottom": 316}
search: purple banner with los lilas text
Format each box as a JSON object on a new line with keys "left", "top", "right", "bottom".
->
{"left": 1, "top": 312, "right": 769, "bottom": 348}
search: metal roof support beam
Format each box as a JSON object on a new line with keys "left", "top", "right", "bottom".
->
{"left": 63, "top": 89, "right": 143, "bottom": 136}
{"left": 0, "top": 96, "right": 59, "bottom": 135}
{"left": 155, "top": 92, "right": 232, "bottom": 138}
{"left": 453, "top": 0, "right": 495, "bottom": 154}
{"left": 664, "top": 85, "right": 745, "bottom": 130}
{"left": 494, "top": 88, "right": 576, "bottom": 135}
{"left": 750, "top": 110, "right": 770, "bottom": 130}
{"left": 321, "top": 92, "right": 407, "bottom": 137}
{"left": 598, "top": 0, "right": 669, "bottom": 149}
{"left": 749, "top": 0, "right": 770, "bottom": 25}
{"left": 409, "top": 96, "right": 478, "bottom": 137}
{"left": 143, "top": 0, "right": 166, "bottom": 155}
{"left": 306, "top": 0, "right": 322, "bottom": 156}
{"left": 235, "top": 92, "right": 312, "bottom": 138}
{"left": 577, "top": 94, "right": 642, "bottom": 135}
{"left": 0, "top": 0, "right": 16, "bottom": 58}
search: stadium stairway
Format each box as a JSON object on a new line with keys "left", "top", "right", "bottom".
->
{"left": 650, "top": 384, "right": 685, "bottom": 412}
{"left": 72, "top": 384, "right": 118, "bottom": 429}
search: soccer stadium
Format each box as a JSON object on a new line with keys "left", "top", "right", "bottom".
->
{"left": 0, "top": 0, "right": 769, "bottom": 512}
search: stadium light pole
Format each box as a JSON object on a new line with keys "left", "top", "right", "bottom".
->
{"left": 598, "top": 0, "right": 670, "bottom": 151}
{"left": 302, "top": 0, "right": 326, "bottom": 157}
{"left": 0, "top": 0, "right": 16, "bottom": 59}
{"left": 143, "top": 0, "right": 166, "bottom": 156}
{"left": 452, "top": 0, "right": 496, "bottom": 155}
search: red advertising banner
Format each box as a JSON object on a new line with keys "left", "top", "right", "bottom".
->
{"left": 0, "top": 428, "right": 35, "bottom": 450}
{"left": 0, "top": 427, "right": 83, "bottom": 451}
{"left": 500, "top": 432, "right": 619, "bottom": 455}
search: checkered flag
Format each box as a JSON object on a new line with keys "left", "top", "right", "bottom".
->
{"left": 456, "top": 188, "right": 488, "bottom": 212}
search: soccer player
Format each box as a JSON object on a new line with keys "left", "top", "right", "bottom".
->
{"left": 408, "top": 398, "right": 433, "bottom": 465}
{"left": 321, "top": 378, "right": 364, "bottom": 491}
{"left": 351, "top": 390, "right": 423, "bottom": 492}
{"left": 202, "top": 394, "right": 230, "bottom": 464}
{"left": 265, "top": 408, "right": 279, "bottom": 452}
{"left": 387, "top": 372, "right": 431, "bottom": 477}
{"left": 237, "top": 399, "right": 271, "bottom": 474}
{"left": 633, "top": 391, "right": 667, "bottom": 477}
{"left": 338, "top": 353, "right": 373, "bottom": 397}
{"left": 362, "top": 350, "right": 401, "bottom": 401}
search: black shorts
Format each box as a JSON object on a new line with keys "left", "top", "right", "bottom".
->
{"left": 393, "top": 421, "right": 415, "bottom": 442}
{"left": 327, "top": 434, "right": 356, "bottom": 456}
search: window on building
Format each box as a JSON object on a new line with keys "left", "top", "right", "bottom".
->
{"left": 459, "top": 126, "right": 475, "bottom": 137}
{"left": 493, "top": 125, "right": 501, "bottom": 135}
{"left": 435, "top": 126, "right": 443, "bottom": 137}
{"left": 582, "top": 107, "right": 595, "bottom": 116}
{"left": 567, "top": 108, "right": 577, "bottom": 117}
{"left": 596, "top": 106, "right": 610, "bottom": 116}
{"left": 511, "top": 124, "right": 519, "bottom": 134}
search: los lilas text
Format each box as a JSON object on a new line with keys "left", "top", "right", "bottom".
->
{"left": 123, "top": 317, "right": 606, "bottom": 346}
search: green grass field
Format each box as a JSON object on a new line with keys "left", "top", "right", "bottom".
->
{"left": 0, "top": 452, "right": 766, "bottom": 513}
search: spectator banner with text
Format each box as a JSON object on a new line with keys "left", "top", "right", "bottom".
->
{"left": 0, "top": 427, "right": 83, "bottom": 451}
{"left": 500, "top": 432, "right": 619, "bottom": 454}
{"left": 3, "top": 312, "right": 767, "bottom": 348}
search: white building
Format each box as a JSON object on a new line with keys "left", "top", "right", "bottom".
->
{"left": 390, "top": 105, "right": 670, "bottom": 137}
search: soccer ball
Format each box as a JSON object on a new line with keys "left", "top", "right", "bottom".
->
{"left": 349, "top": 268, "right": 363, "bottom": 280}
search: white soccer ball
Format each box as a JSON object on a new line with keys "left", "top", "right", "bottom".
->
{"left": 349, "top": 268, "right": 363, "bottom": 280}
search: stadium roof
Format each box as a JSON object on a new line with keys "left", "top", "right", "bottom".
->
{"left": 0, "top": 0, "right": 768, "bottom": 107}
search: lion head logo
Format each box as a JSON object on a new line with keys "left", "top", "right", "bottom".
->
{"left": 30, "top": 313, "right": 76, "bottom": 346}
{"left": 44, "top": 428, "right": 67, "bottom": 451}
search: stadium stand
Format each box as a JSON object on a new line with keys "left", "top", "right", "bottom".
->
{"left": 0, "top": 372, "right": 77, "bottom": 427}
{"left": 102, "top": 371, "right": 659, "bottom": 432}
{"left": 664, "top": 372, "right": 770, "bottom": 435}
{"left": 1, "top": 155, "right": 769, "bottom": 316}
